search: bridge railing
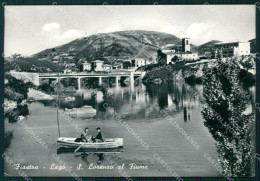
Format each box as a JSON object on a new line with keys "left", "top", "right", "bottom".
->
{"left": 38, "top": 70, "right": 142, "bottom": 76}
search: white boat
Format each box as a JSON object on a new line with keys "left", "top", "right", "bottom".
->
{"left": 57, "top": 137, "right": 123, "bottom": 149}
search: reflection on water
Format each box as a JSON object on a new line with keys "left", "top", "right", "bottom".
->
{"left": 52, "top": 80, "right": 254, "bottom": 176}
{"left": 7, "top": 79, "right": 255, "bottom": 176}
{"left": 57, "top": 147, "right": 123, "bottom": 165}
{"left": 39, "top": 82, "right": 203, "bottom": 122}
{"left": 6, "top": 104, "right": 29, "bottom": 123}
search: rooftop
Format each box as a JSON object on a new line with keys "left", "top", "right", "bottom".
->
{"left": 93, "top": 60, "right": 104, "bottom": 63}
{"left": 134, "top": 58, "right": 146, "bottom": 61}
{"left": 82, "top": 62, "right": 90, "bottom": 64}
{"left": 162, "top": 50, "right": 195, "bottom": 55}
{"left": 215, "top": 41, "right": 249, "bottom": 46}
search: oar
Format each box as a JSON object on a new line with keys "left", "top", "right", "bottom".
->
{"left": 74, "top": 143, "right": 86, "bottom": 153}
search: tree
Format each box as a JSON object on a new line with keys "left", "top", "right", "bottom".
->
{"left": 171, "top": 55, "right": 179, "bottom": 63}
{"left": 202, "top": 58, "right": 253, "bottom": 176}
{"left": 240, "top": 56, "right": 254, "bottom": 71}
{"left": 217, "top": 49, "right": 223, "bottom": 59}
{"left": 10, "top": 53, "right": 22, "bottom": 59}
{"left": 157, "top": 49, "right": 167, "bottom": 66}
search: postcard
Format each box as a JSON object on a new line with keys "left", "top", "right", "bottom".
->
{"left": 2, "top": 3, "right": 258, "bottom": 180}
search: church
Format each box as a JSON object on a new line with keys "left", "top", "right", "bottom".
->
{"left": 157, "top": 38, "right": 199, "bottom": 65}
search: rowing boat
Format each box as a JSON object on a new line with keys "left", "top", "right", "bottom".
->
{"left": 57, "top": 147, "right": 123, "bottom": 154}
{"left": 57, "top": 137, "right": 123, "bottom": 149}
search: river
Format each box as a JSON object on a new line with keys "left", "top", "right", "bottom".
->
{"left": 4, "top": 81, "right": 254, "bottom": 177}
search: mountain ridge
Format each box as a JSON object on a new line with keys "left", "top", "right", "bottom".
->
{"left": 33, "top": 30, "right": 197, "bottom": 63}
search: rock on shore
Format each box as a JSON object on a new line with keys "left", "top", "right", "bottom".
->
{"left": 65, "top": 105, "right": 97, "bottom": 119}
{"left": 28, "top": 88, "right": 54, "bottom": 100}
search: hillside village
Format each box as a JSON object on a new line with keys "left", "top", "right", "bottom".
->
{"left": 3, "top": 31, "right": 256, "bottom": 93}
{"left": 5, "top": 31, "right": 254, "bottom": 75}
{"left": 57, "top": 36, "right": 254, "bottom": 74}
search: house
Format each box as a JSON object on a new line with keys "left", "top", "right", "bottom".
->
{"left": 80, "top": 62, "right": 91, "bottom": 71}
{"left": 66, "top": 63, "right": 76, "bottom": 68}
{"left": 123, "top": 61, "right": 131, "bottom": 69}
{"left": 131, "top": 58, "right": 147, "bottom": 67}
{"left": 103, "top": 64, "right": 112, "bottom": 70}
{"left": 64, "top": 69, "right": 72, "bottom": 73}
{"left": 112, "top": 63, "right": 123, "bottom": 69}
{"left": 92, "top": 60, "right": 104, "bottom": 71}
{"left": 213, "top": 41, "right": 250, "bottom": 58}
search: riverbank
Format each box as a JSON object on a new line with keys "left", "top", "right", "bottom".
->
{"left": 143, "top": 57, "right": 255, "bottom": 86}
{"left": 142, "top": 61, "right": 205, "bottom": 84}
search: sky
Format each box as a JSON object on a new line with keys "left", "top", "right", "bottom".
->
{"left": 4, "top": 5, "right": 255, "bottom": 57}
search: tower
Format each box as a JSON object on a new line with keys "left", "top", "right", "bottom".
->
{"left": 182, "top": 38, "right": 190, "bottom": 52}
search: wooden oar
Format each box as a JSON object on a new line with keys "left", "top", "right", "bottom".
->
{"left": 74, "top": 151, "right": 123, "bottom": 156}
{"left": 74, "top": 143, "right": 86, "bottom": 153}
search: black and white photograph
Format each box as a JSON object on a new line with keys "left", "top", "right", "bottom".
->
{"left": 2, "top": 2, "right": 258, "bottom": 179}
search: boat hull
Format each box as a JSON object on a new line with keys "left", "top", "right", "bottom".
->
{"left": 57, "top": 137, "right": 123, "bottom": 149}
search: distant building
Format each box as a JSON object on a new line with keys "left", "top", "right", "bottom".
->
{"left": 162, "top": 50, "right": 198, "bottom": 64}
{"left": 79, "top": 58, "right": 87, "bottom": 62}
{"left": 158, "top": 38, "right": 198, "bottom": 64}
{"left": 182, "top": 38, "right": 190, "bottom": 52}
{"left": 131, "top": 58, "right": 147, "bottom": 67}
{"left": 64, "top": 69, "right": 72, "bottom": 74}
{"left": 92, "top": 60, "right": 104, "bottom": 71}
{"left": 66, "top": 63, "right": 76, "bottom": 67}
{"left": 103, "top": 64, "right": 112, "bottom": 70}
{"left": 112, "top": 63, "right": 123, "bottom": 69}
{"left": 80, "top": 62, "right": 91, "bottom": 71}
{"left": 213, "top": 41, "right": 250, "bottom": 58}
{"left": 123, "top": 61, "right": 131, "bottom": 69}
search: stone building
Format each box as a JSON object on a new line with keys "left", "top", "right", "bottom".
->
{"left": 213, "top": 41, "right": 250, "bottom": 58}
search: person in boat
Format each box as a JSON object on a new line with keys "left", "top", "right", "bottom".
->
{"left": 75, "top": 127, "right": 91, "bottom": 142}
{"left": 92, "top": 127, "right": 104, "bottom": 142}
{"left": 82, "top": 127, "right": 92, "bottom": 142}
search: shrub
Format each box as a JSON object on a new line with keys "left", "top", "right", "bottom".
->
{"left": 39, "top": 83, "right": 54, "bottom": 93}
{"left": 239, "top": 69, "right": 255, "bottom": 87}
{"left": 195, "top": 77, "right": 203, "bottom": 84}
{"left": 184, "top": 75, "right": 196, "bottom": 85}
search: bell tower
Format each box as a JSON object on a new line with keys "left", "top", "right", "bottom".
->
{"left": 182, "top": 38, "right": 190, "bottom": 52}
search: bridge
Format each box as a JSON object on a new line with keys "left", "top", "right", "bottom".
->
{"left": 38, "top": 71, "right": 146, "bottom": 90}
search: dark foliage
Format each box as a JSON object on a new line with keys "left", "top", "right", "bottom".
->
{"left": 238, "top": 69, "right": 255, "bottom": 87}
{"left": 202, "top": 58, "right": 254, "bottom": 176}
{"left": 5, "top": 57, "right": 65, "bottom": 73}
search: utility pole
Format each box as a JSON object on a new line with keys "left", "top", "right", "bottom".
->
{"left": 52, "top": 48, "right": 60, "bottom": 137}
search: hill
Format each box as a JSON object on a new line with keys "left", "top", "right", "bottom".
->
{"left": 197, "top": 40, "right": 221, "bottom": 55}
{"left": 4, "top": 57, "right": 65, "bottom": 73}
{"left": 198, "top": 40, "right": 221, "bottom": 48}
{"left": 33, "top": 30, "right": 197, "bottom": 64}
